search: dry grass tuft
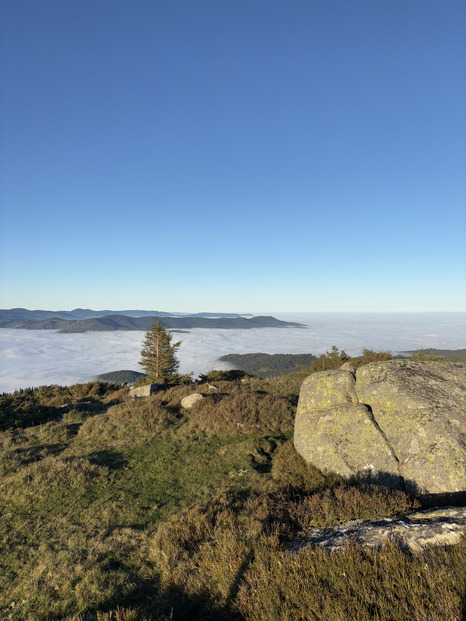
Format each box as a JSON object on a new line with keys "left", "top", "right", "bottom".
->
{"left": 76, "top": 399, "right": 178, "bottom": 444}
{"left": 237, "top": 535, "right": 466, "bottom": 620}
{"left": 149, "top": 483, "right": 419, "bottom": 616}
{"left": 186, "top": 391, "right": 295, "bottom": 434}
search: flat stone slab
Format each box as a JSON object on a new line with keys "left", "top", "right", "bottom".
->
{"left": 291, "top": 506, "right": 466, "bottom": 554}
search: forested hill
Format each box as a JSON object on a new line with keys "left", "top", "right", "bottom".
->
{"left": 220, "top": 353, "right": 317, "bottom": 378}
{"left": 0, "top": 313, "right": 305, "bottom": 332}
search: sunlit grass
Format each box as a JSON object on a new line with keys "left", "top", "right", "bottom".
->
{"left": 0, "top": 374, "right": 464, "bottom": 620}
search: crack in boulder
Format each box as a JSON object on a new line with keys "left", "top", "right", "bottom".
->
{"left": 364, "top": 405, "right": 400, "bottom": 464}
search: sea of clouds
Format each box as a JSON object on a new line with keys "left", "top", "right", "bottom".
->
{"left": 0, "top": 312, "right": 465, "bottom": 393}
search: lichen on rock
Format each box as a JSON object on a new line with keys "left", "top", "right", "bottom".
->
{"left": 292, "top": 506, "right": 466, "bottom": 554}
{"left": 294, "top": 360, "right": 466, "bottom": 497}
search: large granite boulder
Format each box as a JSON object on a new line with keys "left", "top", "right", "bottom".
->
{"left": 294, "top": 361, "right": 466, "bottom": 497}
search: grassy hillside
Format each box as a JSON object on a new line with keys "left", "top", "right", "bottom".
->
{"left": 0, "top": 369, "right": 464, "bottom": 620}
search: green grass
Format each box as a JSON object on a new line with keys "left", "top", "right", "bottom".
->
{"left": 0, "top": 373, "right": 464, "bottom": 620}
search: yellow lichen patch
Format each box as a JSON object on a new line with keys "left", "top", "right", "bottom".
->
{"left": 294, "top": 404, "right": 399, "bottom": 479}
{"left": 298, "top": 370, "right": 358, "bottom": 412}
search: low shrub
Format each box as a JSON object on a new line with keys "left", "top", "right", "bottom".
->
{"left": 147, "top": 482, "right": 423, "bottom": 618}
{"left": 309, "top": 346, "right": 351, "bottom": 372}
{"left": 237, "top": 534, "right": 466, "bottom": 621}
{"left": 77, "top": 399, "right": 178, "bottom": 443}
{"left": 352, "top": 348, "right": 393, "bottom": 367}
{"left": 188, "top": 392, "right": 295, "bottom": 434}
{"left": 198, "top": 369, "right": 249, "bottom": 382}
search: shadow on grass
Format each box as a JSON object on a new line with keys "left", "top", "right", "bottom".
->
{"left": 73, "top": 577, "right": 243, "bottom": 620}
{"left": 12, "top": 442, "right": 67, "bottom": 465}
{"left": 0, "top": 396, "right": 109, "bottom": 431}
{"left": 155, "top": 587, "right": 243, "bottom": 621}
{"left": 162, "top": 405, "right": 184, "bottom": 420}
{"left": 419, "top": 490, "right": 466, "bottom": 508}
{"left": 0, "top": 402, "right": 64, "bottom": 431}
{"left": 88, "top": 449, "right": 128, "bottom": 470}
{"left": 65, "top": 422, "right": 82, "bottom": 436}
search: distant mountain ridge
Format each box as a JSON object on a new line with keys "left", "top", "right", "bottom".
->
{"left": 0, "top": 308, "right": 252, "bottom": 322}
{"left": 0, "top": 309, "right": 304, "bottom": 332}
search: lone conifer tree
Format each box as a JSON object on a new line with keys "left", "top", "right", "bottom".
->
{"left": 139, "top": 316, "right": 181, "bottom": 384}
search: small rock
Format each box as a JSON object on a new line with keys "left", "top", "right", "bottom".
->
{"left": 181, "top": 393, "right": 204, "bottom": 410}
{"left": 129, "top": 384, "right": 159, "bottom": 398}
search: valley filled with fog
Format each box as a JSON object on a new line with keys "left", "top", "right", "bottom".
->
{"left": 0, "top": 312, "right": 464, "bottom": 393}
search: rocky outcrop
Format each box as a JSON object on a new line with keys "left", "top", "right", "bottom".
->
{"left": 294, "top": 361, "right": 466, "bottom": 497}
{"left": 291, "top": 506, "right": 466, "bottom": 554}
{"left": 129, "top": 383, "right": 159, "bottom": 398}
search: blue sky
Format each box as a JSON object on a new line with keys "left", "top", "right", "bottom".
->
{"left": 1, "top": 0, "right": 465, "bottom": 313}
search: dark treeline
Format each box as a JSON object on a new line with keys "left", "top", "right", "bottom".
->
{"left": 402, "top": 349, "right": 466, "bottom": 362}
{"left": 220, "top": 353, "right": 317, "bottom": 378}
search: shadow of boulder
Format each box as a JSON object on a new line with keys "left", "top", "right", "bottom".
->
{"left": 349, "top": 470, "right": 466, "bottom": 508}
{"left": 349, "top": 470, "right": 415, "bottom": 494}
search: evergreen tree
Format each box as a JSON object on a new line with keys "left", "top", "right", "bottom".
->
{"left": 139, "top": 316, "right": 181, "bottom": 384}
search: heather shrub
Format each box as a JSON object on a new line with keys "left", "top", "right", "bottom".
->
{"left": 150, "top": 484, "right": 418, "bottom": 616}
{"left": 353, "top": 348, "right": 393, "bottom": 366}
{"left": 187, "top": 392, "right": 295, "bottom": 434}
{"left": 77, "top": 398, "right": 178, "bottom": 443}
{"left": 237, "top": 535, "right": 466, "bottom": 621}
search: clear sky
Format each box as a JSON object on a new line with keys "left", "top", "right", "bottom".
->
{"left": 1, "top": 0, "right": 465, "bottom": 313}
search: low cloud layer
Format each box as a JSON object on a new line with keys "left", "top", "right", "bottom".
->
{"left": 0, "top": 313, "right": 464, "bottom": 393}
